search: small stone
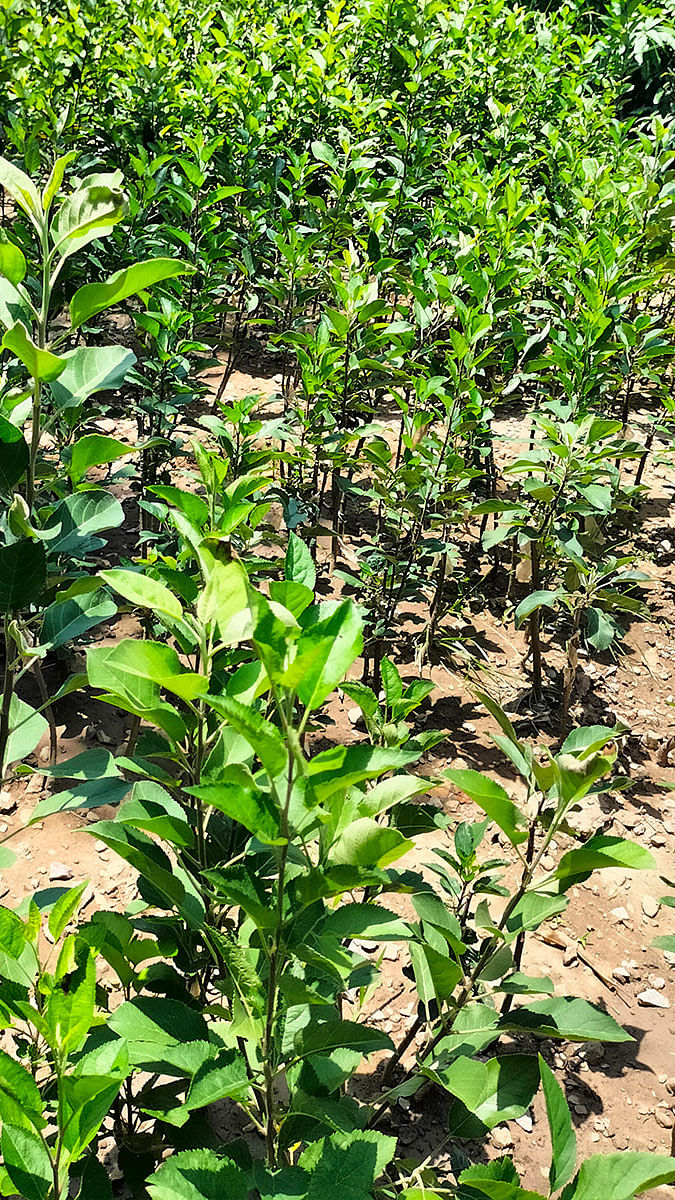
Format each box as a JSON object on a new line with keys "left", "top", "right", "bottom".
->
{"left": 611, "top": 906, "right": 630, "bottom": 924}
{"left": 491, "top": 1126, "right": 513, "bottom": 1149}
{"left": 49, "top": 862, "right": 72, "bottom": 882}
{"left": 665, "top": 1079, "right": 675, "bottom": 1095}
{"left": 655, "top": 1107, "right": 674, "bottom": 1129}
{"left": 541, "top": 855, "right": 555, "bottom": 871}
{"left": 642, "top": 896, "right": 660, "bottom": 919}
{"left": 648, "top": 975, "right": 666, "bottom": 990}
{"left": 347, "top": 708, "right": 364, "bottom": 728}
{"left": 641, "top": 732, "right": 661, "bottom": 750}
{"left": 0, "top": 790, "right": 16, "bottom": 815}
{"left": 383, "top": 945, "right": 399, "bottom": 962}
{"left": 637, "top": 989, "right": 670, "bottom": 1009}
{"left": 515, "top": 1113, "right": 533, "bottom": 1132}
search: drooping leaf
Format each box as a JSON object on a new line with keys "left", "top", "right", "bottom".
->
{"left": 539, "top": 1054, "right": 576, "bottom": 1192}
{"left": 443, "top": 769, "right": 528, "bottom": 846}
{"left": 70, "top": 258, "right": 191, "bottom": 329}
{"left": 2, "top": 322, "right": 66, "bottom": 381}
{"left": 501, "top": 997, "right": 630, "bottom": 1043}
{"left": 436, "top": 1054, "right": 540, "bottom": 1137}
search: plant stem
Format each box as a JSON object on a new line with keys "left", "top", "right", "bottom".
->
{"left": 0, "top": 616, "right": 14, "bottom": 782}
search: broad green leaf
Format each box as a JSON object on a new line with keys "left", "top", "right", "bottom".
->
{"left": 329, "top": 817, "right": 412, "bottom": 868}
{"left": 100, "top": 569, "right": 183, "bottom": 621}
{"left": 108, "top": 996, "right": 208, "bottom": 1061}
{"left": 41, "top": 587, "right": 116, "bottom": 650}
{"left": 438, "top": 1054, "right": 539, "bottom": 1136}
{"left": 560, "top": 1153, "right": 675, "bottom": 1200}
{"left": 0, "top": 158, "right": 42, "bottom": 227}
{"left": 188, "top": 781, "right": 282, "bottom": 844}
{"left": 2, "top": 322, "right": 66, "bottom": 381}
{"left": 284, "top": 600, "right": 363, "bottom": 711}
{"left": 410, "top": 942, "right": 462, "bottom": 1006}
{"left": 586, "top": 606, "right": 620, "bottom": 652}
{"left": 0, "top": 277, "right": 29, "bottom": 330}
{"left": 4, "top": 695, "right": 48, "bottom": 766}
{"left": 1, "top": 1125, "right": 52, "bottom": 1200}
{"left": 201, "top": 693, "right": 287, "bottom": 778}
{"left": 322, "top": 903, "right": 413, "bottom": 940}
{"left": 197, "top": 555, "right": 254, "bottom": 643}
{"left": 88, "top": 639, "right": 206, "bottom": 707}
{"left": 0, "top": 233, "right": 26, "bottom": 287}
{"left": 357, "top": 773, "right": 430, "bottom": 817}
{"left": 286, "top": 531, "right": 316, "bottom": 589}
{"left": 294, "top": 1020, "right": 393, "bottom": 1059}
{"left": 75, "top": 1155, "right": 113, "bottom": 1200}
{"left": 51, "top": 172, "right": 126, "bottom": 259}
{"left": 539, "top": 1054, "right": 576, "bottom": 1192}
{"left": 501, "top": 997, "right": 630, "bottom": 1043}
{"left": 46, "top": 939, "right": 96, "bottom": 1054}
{"left": 42, "top": 491, "right": 124, "bottom": 557}
{"left": 41, "top": 150, "right": 78, "bottom": 213}
{"left": 304, "top": 1131, "right": 396, "bottom": 1200}
{"left": 70, "top": 433, "right": 135, "bottom": 485}
{"left": 443, "top": 769, "right": 528, "bottom": 846}
{"left": 48, "top": 881, "right": 89, "bottom": 942}
{"left": 51, "top": 346, "right": 136, "bottom": 413}
{"left": 560, "top": 725, "right": 620, "bottom": 756}
{"left": 70, "top": 258, "right": 191, "bottom": 329}
{"left": 515, "top": 589, "right": 564, "bottom": 626}
{"left": 552, "top": 836, "right": 655, "bottom": 884}
{"left": 147, "top": 1149, "right": 249, "bottom": 1200}
{"left": 309, "top": 743, "right": 421, "bottom": 804}
{"left": 0, "top": 1049, "right": 43, "bottom": 1130}
{"left": 116, "top": 781, "right": 194, "bottom": 848}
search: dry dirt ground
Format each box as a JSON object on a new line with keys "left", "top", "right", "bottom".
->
{"left": 1, "top": 371, "right": 674, "bottom": 1195}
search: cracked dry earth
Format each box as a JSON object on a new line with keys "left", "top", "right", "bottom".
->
{"left": 0, "top": 379, "right": 673, "bottom": 1194}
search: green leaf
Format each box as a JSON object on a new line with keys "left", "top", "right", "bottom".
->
{"left": 552, "top": 836, "right": 655, "bottom": 884}
{"left": 0, "top": 158, "right": 42, "bottom": 228}
{"left": 108, "top": 996, "right": 208, "bottom": 1065}
{"left": 1, "top": 1125, "right": 52, "bottom": 1200}
{"left": 309, "top": 744, "right": 421, "bottom": 804}
{"left": 76, "top": 1155, "right": 113, "bottom": 1200}
{"left": 189, "top": 781, "right": 282, "bottom": 845}
{"left": 41, "top": 587, "right": 116, "bottom": 650}
{"left": 0, "top": 540, "right": 45, "bottom": 612}
{"left": 538, "top": 1054, "right": 576, "bottom": 1192}
{"left": 48, "top": 881, "right": 89, "bottom": 942}
{"left": 51, "top": 346, "right": 136, "bottom": 413}
{"left": 0, "top": 233, "right": 26, "bottom": 287}
{"left": 443, "top": 769, "right": 528, "bottom": 846}
{"left": 410, "top": 942, "right": 462, "bottom": 1006}
{"left": 41, "top": 150, "right": 78, "bottom": 213}
{"left": 501, "top": 997, "right": 630, "bottom": 1043}
{"left": 70, "top": 258, "right": 191, "bottom": 329}
{"left": 515, "top": 589, "right": 564, "bottom": 626}
{"left": 0, "top": 1048, "right": 43, "bottom": 1130}
{"left": 42, "top": 491, "right": 124, "bottom": 556}
{"left": 100, "top": 569, "right": 183, "bottom": 621}
{"left": 201, "top": 694, "right": 287, "bottom": 778}
{"left": 586, "top": 606, "right": 620, "bottom": 652}
{"left": 294, "top": 1021, "right": 393, "bottom": 1059}
{"left": 46, "top": 938, "right": 97, "bottom": 1053}
{"left": 286, "top": 532, "right": 316, "bottom": 590}
{"left": 2, "top": 322, "right": 66, "bottom": 381}
{"left": 304, "top": 1131, "right": 396, "bottom": 1200}
{"left": 69, "top": 433, "right": 135, "bottom": 485}
{"left": 437, "top": 1054, "right": 540, "bottom": 1137}
{"left": 284, "top": 601, "right": 363, "bottom": 711}
{"left": 560, "top": 1153, "right": 675, "bottom": 1200}
{"left": 51, "top": 172, "right": 127, "bottom": 259}
{"left": 88, "top": 639, "right": 207, "bottom": 707}
{"left": 0, "top": 277, "right": 29, "bottom": 330}
{"left": 147, "top": 1149, "right": 249, "bottom": 1200}
{"left": 322, "top": 903, "right": 413, "bottom": 940}
{"left": 4, "top": 694, "right": 48, "bottom": 766}
{"left": 117, "top": 781, "right": 194, "bottom": 848}
{"left": 329, "top": 817, "right": 412, "bottom": 869}
{"left": 196, "top": 555, "right": 254, "bottom": 643}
